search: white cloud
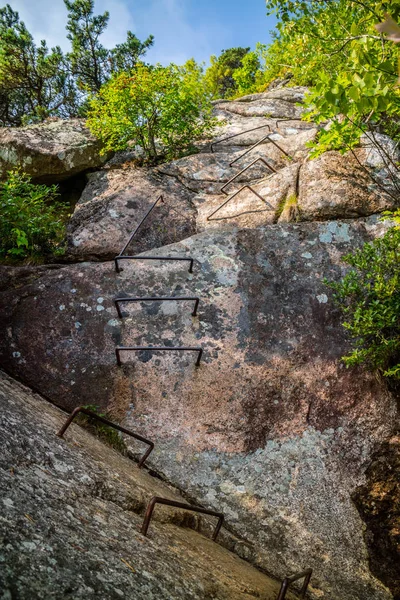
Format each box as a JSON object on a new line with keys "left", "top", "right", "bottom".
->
{"left": 8, "top": 0, "right": 137, "bottom": 52}
{"left": 7, "top": 0, "right": 229, "bottom": 65}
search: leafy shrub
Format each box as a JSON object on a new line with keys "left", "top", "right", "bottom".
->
{"left": 0, "top": 169, "right": 68, "bottom": 260}
{"left": 327, "top": 215, "right": 400, "bottom": 380}
{"left": 86, "top": 62, "right": 218, "bottom": 163}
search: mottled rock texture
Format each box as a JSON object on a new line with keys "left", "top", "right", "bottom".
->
{"left": 1, "top": 87, "right": 400, "bottom": 600}
{"left": 353, "top": 436, "right": 400, "bottom": 600}
{"left": 0, "top": 370, "right": 290, "bottom": 600}
{"left": 0, "top": 218, "right": 397, "bottom": 600}
{"left": 0, "top": 118, "right": 109, "bottom": 183}
{"left": 67, "top": 168, "right": 197, "bottom": 260}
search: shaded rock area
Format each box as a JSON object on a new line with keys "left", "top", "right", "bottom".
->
{"left": 353, "top": 435, "right": 400, "bottom": 600}
{"left": 0, "top": 118, "right": 109, "bottom": 183}
{"left": 67, "top": 168, "right": 197, "bottom": 261}
{"left": 0, "top": 370, "right": 291, "bottom": 600}
{"left": 0, "top": 218, "right": 397, "bottom": 600}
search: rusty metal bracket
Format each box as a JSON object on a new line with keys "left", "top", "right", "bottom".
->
{"left": 210, "top": 123, "right": 271, "bottom": 153}
{"left": 141, "top": 496, "right": 224, "bottom": 540}
{"left": 119, "top": 195, "right": 164, "bottom": 257}
{"left": 230, "top": 133, "right": 292, "bottom": 167}
{"left": 277, "top": 568, "right": 313, "bottom": 600}
{"left": 116, "top": 346, "right": 203, "bottom": 367}
{"left": 114, "top": 194, "right": 194, "bottom": 274}
{"left": 220, "top": 157, "right": 276, "bottom": 196}
{"left": 114, "top": 296, "right": 200, "bottom": 319}
{"left": 207, "top": 184, "right": 274, "bottom": 222}
{"left": 56, "top": 406, "right": 154, "bottom": 468}
{"left": 115, "top": 255, "right": 194, "bottom": 274}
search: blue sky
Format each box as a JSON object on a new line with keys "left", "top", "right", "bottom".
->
{"left": 8, "top": 0, "right": 277, "bottom": 66}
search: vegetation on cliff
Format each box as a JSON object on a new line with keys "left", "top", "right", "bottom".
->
{"left": 86, "top": 62, "right": 217, "bottom": 163}
{"left": 0, "top": 170, "right": 68, "bottom": 259}
{"left": 327, "top": 212, "right": 400, "bottom": 382}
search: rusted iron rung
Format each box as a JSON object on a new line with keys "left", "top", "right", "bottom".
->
{"left": 114, "top": 297, "right": 200, "bottom": 319}
{"left": 221, "top": 157, "right": 276, "bottom": 196}
{"left": 230, "top": 133, "right": 292, "bottom": 167}
{"left": 118, "top": 195, "right": 164, "bottom": 257}
{"left": 210, "top": 123, "right": 271, "bottom": 153}
{"left": 207, "top": 184, "right": 274, "bottom": 222}
{"left": 115, "top": 256, "right": 194, "bottom": 274}
{"left": 115, "top": 346, "right": 203, "bottom": 367}
{"left": 141, "top": 496, "right": 224, "bottom": 540}
{"left": 276, "top": 568, "right": 313, "bottom": 600}
{"left": 56, "top": 406, "right": 154, "bottom": 468}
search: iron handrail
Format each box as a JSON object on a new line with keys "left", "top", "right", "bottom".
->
{"left": 220, "top": 157, "right": 276, "bottom": 196}
{"left": 276, "top": 568, "right": 313, "bottom": 600}
{"left": 115, "top": 255, "right": 194, "bottom": 274}
{"left": 141, "top": 496, "right": 224, "bottom": 540}
{"left": 207, "top": 184, "right": 274, "bottom": 222}
{"left": 114, "top": 296, "right": 200, "bottom": 319}
{"left": 56, "top": 406, "right": 154, "bottom": 468}
{"left": 210, "top": 123, "right": 271, "bottom": 153}
{"left": 116, "top": 346, "right": 203, "bottom": 367}
{"left": 119, "top": 195, "right": 164, "bottom": 257}
{"left": 230, "top": 133, "right": 292, "bottom": 167}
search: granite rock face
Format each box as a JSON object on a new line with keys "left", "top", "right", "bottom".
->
{"left": 0, "top": 371, "right": 288, "bottom": 600}
{"left": 1, "top": 87, "right": 400, "bottom": 600}
{"left": 0, "top": 218, "right": 397, "bottom": 600}
{"left": 0, "top": 118, "right": 109, "bottom": 183}
{"left": 67, "top": 168, "right": 197, "bottom": 261}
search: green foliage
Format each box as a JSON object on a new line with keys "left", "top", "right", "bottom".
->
{"left": 326, "top": 217, "right": 400, "bottom": 381}
{"left": 232, "top": 48, "right": 264, "bottom": 97}
{"left": 264, "top": 0, "right": 400, "bottom": 154}
{"left": 0, "top": 4, "right": 77, "bottom": 126}
{"left": 204, "top": 47, "right": 251, "bottom": 99}
{"left": 0, "top": 169, "right": 68, "bottom": 260}
{"left": 0, "top": 2, "right": 153, "bottom": 125}
{"left": 86, "top": 61, "right": 218, "bottom": 163}
{"left": 65, "top": 0, "right": 153, "bottom": 94}
{"left": 79, "top": 404, "right": 127, "bottom": 454}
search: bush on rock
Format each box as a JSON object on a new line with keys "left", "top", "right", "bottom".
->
{"left": 86, "top": 62, "right": 217, "bottom": 164}
{"left": 327, "top": 212, "right": 400, "bottom": 381}
{"left": 0, "top": 169, "right": 68, "bottom": 260}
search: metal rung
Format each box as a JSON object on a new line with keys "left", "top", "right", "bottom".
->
{"left": 221, "top": 157, "right": 276, "bottom": 196}
{"left": 230, "top": 133, "right": 292, "bottom": 167}
{"left": 115, "top": 255, "right": 194, "bottom": 274}
{"left": 210, "top": 123, "right": 271, "bottom": 153}
{"left": 277, "top": 568, "right": 313, "bottom": 600}
{"left": 114, "top": 296, "right": 200, "bottom": 319}
{"left": 56, "top": 406, "right": 154, "bottom": 468}
{"left": 118, "top": 195, "right": 164, "bottom": 257}
{"left": 207, "top": 184, "right": 274, "bottom": 222}
{"left": 116, "top": 346, "right": 203, "bottom": 367}
{"left": 141, "top": 496, "right": 224, "bottom": 540}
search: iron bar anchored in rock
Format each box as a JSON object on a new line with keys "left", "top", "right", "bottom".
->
{"left": 56, "top": 406, "right": 154, "bottom": 468}
{"left": 140, "top": 496, "right": 224, "bottom": 540}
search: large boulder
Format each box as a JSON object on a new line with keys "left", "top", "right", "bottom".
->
{"left": 67, "top": 167, "right": 197, "bottom": 261}
{"left": 0, "top": 118, "right": 109, "bottom": 183}
{"left": 0, "top": 217, "right": 397, "bottom": 600}
{"left": 0, "top": 371, "right": 288, "bottom": 600}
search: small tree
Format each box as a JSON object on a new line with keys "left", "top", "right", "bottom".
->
{"left": 65, "top": 0, "right": 154, "bottom": 94}
{"left": 327, "top": 213, "right": 400, "bottom": 382}
{"left": 0, "top": 4, "right": 77, "bottom": 126}
{"left": 204, "top": 47, "right": 250, "bottom": 99}
{"left": 86, "top": 62, "right": 218, "bottom": 163}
